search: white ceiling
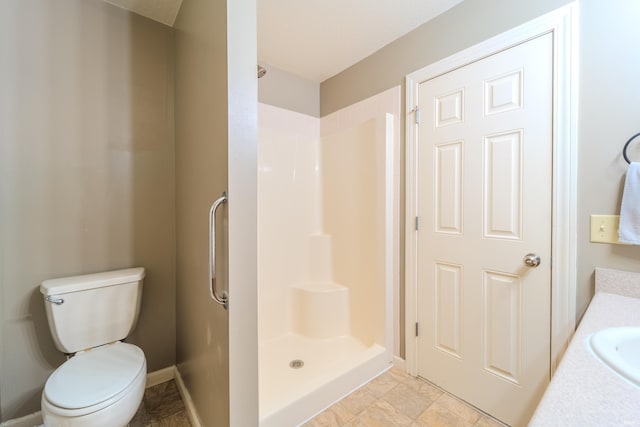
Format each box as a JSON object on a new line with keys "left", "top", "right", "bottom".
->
{"left": 103, "top": 0, "right": 464, "bottom": 82}
{"left": 258, "top": 0, "right": 464, "bottom": 82}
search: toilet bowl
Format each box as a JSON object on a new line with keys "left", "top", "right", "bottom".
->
{"left": 41, "top": 342, "right": 146, "bottom": 427}
{"left": 40, "top": 268, "right": 147, "bottom": 427}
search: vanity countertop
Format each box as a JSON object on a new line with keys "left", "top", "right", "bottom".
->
{"left": 530, "top": 268, "right": 640, "bottom": 426}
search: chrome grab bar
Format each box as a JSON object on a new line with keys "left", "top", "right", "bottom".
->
{"left": 209, "top": 192, "right": 228, "bottom": 309}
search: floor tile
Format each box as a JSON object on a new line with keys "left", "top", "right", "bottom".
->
{"left": 382, "top": 383, "right": 437, "bottom": 419}
{"left": 339, "top": 387, "right": 379, "bottom": 416}
{"left": 130, "top": 380, "right": 191, "bottom": 427}
{"left": 129, "top": 404, "right": 148, "bottom": 427}
{"left": 364, "top": 372, "right": 401, "bottom": 398}
{"left": 344, "top": 399, "right": 413, "bottom": 427}
{"left": 303, "top": 402, "right": 355, "bottom": 427}
{"left": 433, "top": 393, "right": 481, "bottom": 425}
{"left": 474, "top": 415, "right": 508, "bottom": 427}
{"left": 140, "top": 371, "right": 503, "bottom": 427}
{"left": 144, "top": 380, "right": 185, "bottom": 421}
{"left": 386, "top": 368, "right": 421, "bottom": 386}
{"left": 148, "top": 410, "right": 191, "bottom": 427}
{"left": 306, "top": 368, "right": 504, "bottom": 427}
{"left": 414, "top": 401, "right": 476, "bottom": 427}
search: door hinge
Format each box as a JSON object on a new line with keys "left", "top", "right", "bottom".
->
{"left": 415, "top": 322, "right": 419, "bottom": 337}
{"left": 415, "top": 216, "right": 420, "bottom": 231}
{"left": 414, "top": 106, "right": 421, "bottom": 124}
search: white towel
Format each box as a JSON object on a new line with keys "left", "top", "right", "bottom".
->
{"left": 619, "top": 162, "right": 640, "bottom": 244}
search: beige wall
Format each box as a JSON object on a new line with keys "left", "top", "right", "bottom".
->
{"left": 321, "top": 0, "right": 640, "bottom": 352}
{"left": 320, "top": 0, "right": 572, "bottom": 115}
{"left": 575, "top": 0, "right": 640, "bottom": 318}
{"left": 174, "top": 0, "right": 230, "bottom": 424}
{"left": 0, "top": 0, "right": 176, "bottom": 421}
{"left": 175, "top": 0, "right": 259, "bottom": 424}
{"left": 258, "top": 64, "right": 320, "bottom": 117}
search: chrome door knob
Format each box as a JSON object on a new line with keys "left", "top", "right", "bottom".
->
{"left": 523, "top": 253, "right": 541, "bottom": 268}
{"left": 522, "top": 254, "right": 540, "bottom": 268}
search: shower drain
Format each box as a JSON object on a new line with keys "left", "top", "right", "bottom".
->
{"left": 289, "top": 359, "right": 304, "bottom": 369}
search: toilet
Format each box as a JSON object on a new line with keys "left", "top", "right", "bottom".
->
{"left": 40, "top": 268, "right": 147, "bottom": 427}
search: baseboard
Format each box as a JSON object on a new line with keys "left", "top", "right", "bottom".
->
{"left": 0, "top": 366, "right": 177, "bottom": 427}
{"left": 146, "top": 365, "right": 175, "bottom": 388}
{"left": 0, "top": 411, "right": 42, "bottom": 427}
{"left": 393, "top": 355, "right": 406, "bottom": 370}
{"left": 174, "top": 366, "right": 203, "bottom": 427}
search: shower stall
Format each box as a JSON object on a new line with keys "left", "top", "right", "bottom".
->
{"left": 257, "top": 102, "right": 395, "bottom": 426}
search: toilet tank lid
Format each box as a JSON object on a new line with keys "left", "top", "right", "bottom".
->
{"left": 40, "top": 267, "right": 145, "bottom": 296}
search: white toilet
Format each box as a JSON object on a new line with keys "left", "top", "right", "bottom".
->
{"left": 40, "top": 268, "right": 147, "bottom": 427}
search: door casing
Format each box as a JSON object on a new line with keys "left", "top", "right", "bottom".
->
{"left": 405, "top": 3, "right": 577, "bottom": 379}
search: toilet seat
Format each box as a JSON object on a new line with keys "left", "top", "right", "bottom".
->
{"left": 43, "top": 342, "right": 145, "bottom": 417}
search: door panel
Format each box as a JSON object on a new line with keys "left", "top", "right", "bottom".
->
{"left": 434, "top": 262, "right": 463, "bottom": 358}
{"left": 435, "top": 142, "right": 463, "bottom": 234}
{"left": 416, "top": 33, "right": 553, "bottom": 426}
{"left": 482, "top": 269, "right": 522, "bottom": 384}
{"left": 484, "top": 130, "right": 522, "bottom": 239}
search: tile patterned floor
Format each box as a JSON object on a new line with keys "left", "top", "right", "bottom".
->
{"left": 304, "top": 368, "right": 506, "bottom": 427}
{"left": 130, "top": 380, "right": 192, "bottom": 427}
{"left": 133, "top": 369, "right": 505, "bottom": 427}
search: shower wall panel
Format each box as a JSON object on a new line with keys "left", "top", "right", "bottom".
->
{"left": 258, "top": 85, "right": 400, "bottom": 352}
{"left": 320, "top": 86, "right": 401, "bottom": 357}
{"left": 321, "top": 119, "right": 387, "bottom": 346}
{"left": 258, "top": 103, "right": 321, "bottom": 341}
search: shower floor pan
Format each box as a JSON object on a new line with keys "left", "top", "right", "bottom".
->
{"left": 259, "top": 333, "right": 389, "bottom": 427}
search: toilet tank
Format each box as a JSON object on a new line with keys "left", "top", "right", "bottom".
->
{"left": 40, "top": 268, "right": 145, "bottom": 354}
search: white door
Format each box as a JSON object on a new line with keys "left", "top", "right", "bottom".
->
{"left": 416, "top": 33, "right": 552, "bottom": 426}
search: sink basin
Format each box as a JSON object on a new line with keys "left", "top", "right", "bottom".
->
{"left": 588, "top": 326, "right": 640, "bottom": 387}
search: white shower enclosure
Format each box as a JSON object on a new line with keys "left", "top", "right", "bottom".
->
{"left": 258, "top": 102, "right": 394, "bottom": 426}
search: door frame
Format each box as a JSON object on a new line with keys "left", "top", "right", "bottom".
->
{"left": 404, "top": 3, "right": 577, "bottom": 378}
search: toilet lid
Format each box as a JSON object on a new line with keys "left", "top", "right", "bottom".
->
{"left": 44, "top": 342, "right": 145, "bottom": 410}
